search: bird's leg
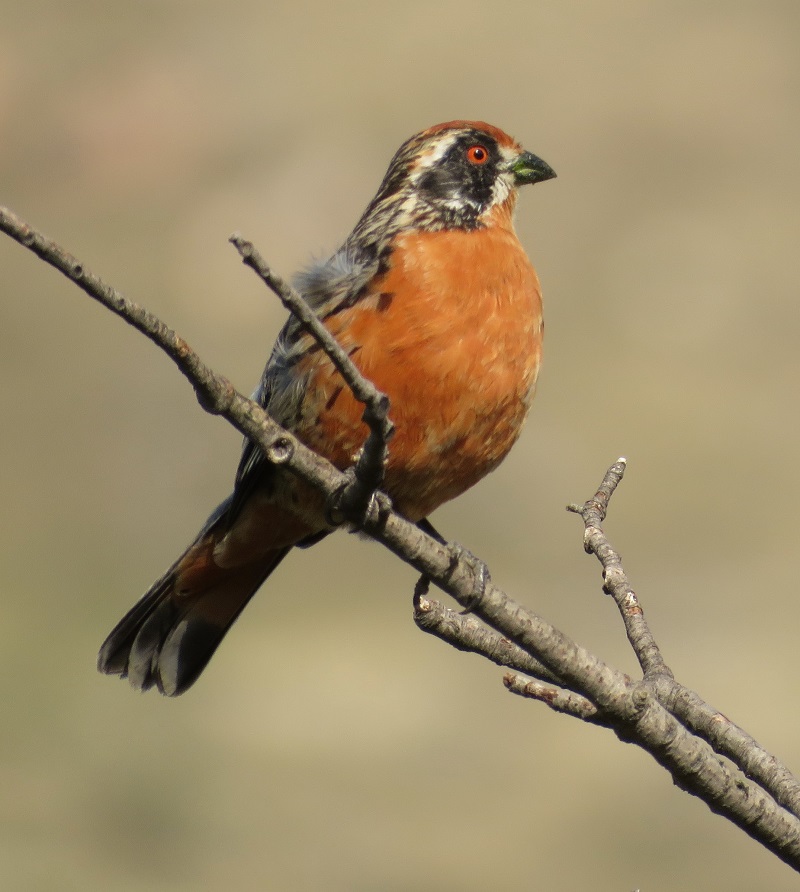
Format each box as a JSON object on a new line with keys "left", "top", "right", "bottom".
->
{"left": 414, "top": 518, "right": 492, "bottom": 614}
{"left": 416, "top": 516, "right": 447, "bottom": 544}
{"left": 325, "top": 442, "right": 392, "bottom": 530}
{"left": 447, "top": 542, "right": 492, "bottom": 614}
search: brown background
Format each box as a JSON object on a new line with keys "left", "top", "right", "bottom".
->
{"left": 2, "top": 2, "right": 800, "bottom": 889}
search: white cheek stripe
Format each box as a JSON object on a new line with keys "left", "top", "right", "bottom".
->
{"left": 413, "top": 136, "right": 455, "bottom": 174}
{"left": 407, "top": 131, "right": 519, "bottom": 216}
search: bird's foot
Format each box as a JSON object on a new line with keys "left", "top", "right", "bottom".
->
{"left": 448, "top": 542, "right": 492, "bottom": 614}
{"left": 412, "top": 519, "right": 490, "bottom": 613}
{"left": 325, "top": 466, "right": 391, "bottom": 529}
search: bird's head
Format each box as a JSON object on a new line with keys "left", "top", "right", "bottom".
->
{"left": 350, "top": 121, "right": 555, "bottom": 250}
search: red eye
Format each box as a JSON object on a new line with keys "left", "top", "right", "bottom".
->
{"left": 466, "top": 144, "right": 489, "bottom": 165}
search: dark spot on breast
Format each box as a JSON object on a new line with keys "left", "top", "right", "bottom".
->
{"left": 325, "top": 385, "right": 343, "bottom": 410}
{"left": 377, "top": 292, "right": 394, "bottom": 312}
{"left": 323, "top": 289, "right": 363, "bottom": 320}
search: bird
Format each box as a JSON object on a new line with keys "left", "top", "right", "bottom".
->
{"left": 97, "top": 120, "right": 556, "bottom": 696}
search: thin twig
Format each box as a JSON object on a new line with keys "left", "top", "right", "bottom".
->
{"left": 420, "top": 477, "right": 800, "bottom": 868}
{"left": 0, "top": 207, "right": 239, "bottom": 415}
{"left": 567, "top": 458, "right": 671, "bottom": 679}
{"left": 567, "top": 458, "right": 800, "bottom": 820}
{"left": 229, "top": 232, "right": 394, "bottom": 524}
{"left": 414, "top": 594, "right": 574, "bottom": 688}
{"left": 503, "top": 673, "right": 611, "bottom": 726}
{"left": 0, "top": 208, "right": 348, "bottom": 499}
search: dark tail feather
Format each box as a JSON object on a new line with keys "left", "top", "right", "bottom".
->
{"left": 97, "top": 547, "right": 291, "bottom": 696}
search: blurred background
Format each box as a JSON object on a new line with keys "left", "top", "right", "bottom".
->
{"left": 2, "top": 1, "right": 800, "bottom": 889}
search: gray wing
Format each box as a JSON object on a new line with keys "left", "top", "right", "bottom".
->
{"left": 224, "top": 247, "right": 379, "bottom": 527}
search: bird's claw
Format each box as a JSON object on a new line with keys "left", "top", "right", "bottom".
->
{"left": 448, "top": 542, "right": 491, "bottom": 614}
{"left": 325, "top": 468, "right": 390, "bottom": 529}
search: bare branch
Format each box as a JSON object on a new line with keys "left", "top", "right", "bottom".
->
{"left": 503, "top": 673, "right": 611, "bottom": 726}
{"left": 567, "top": 458, "right": 671, "bottom": 678}
{"left": 3, "top": 206, "right": 800, "bottom": 871}
{"left": 0, "top": 207, "right": 239, "bottom": 416}
{"left": 414, "top": 593, "right": 570, "bottom": 688}
{"left": 657, "top": 677, "right": 800, "bottom": 821}
{"left": 566, "top": 456, "right": 800, "bottom": 821}
{"left": 0, "top": 209, "right": 363, "bottom": 523}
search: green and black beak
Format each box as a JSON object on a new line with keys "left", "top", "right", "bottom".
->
{"left": 512, "top": 151, "right": 556, "bottom": 186}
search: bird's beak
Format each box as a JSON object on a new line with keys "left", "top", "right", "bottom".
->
{"left": 512, "top": 151, "right": 556, "bottom": 186}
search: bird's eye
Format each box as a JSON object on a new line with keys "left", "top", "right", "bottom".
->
{"left": 465, "top": 144, "right": 489, "bottom": 165}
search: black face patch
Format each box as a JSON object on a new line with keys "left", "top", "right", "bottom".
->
{"left": 415, "top": 131, "right": 502, "bottom": 222}
{"left": 346, "top": 127, "right": 509, "bottom": 253}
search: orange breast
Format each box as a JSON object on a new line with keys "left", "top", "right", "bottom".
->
{"left": 295, "top": 219, "right": 543, "bottom": 521}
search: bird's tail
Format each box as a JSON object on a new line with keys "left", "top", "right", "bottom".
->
{"left": 97, "top": 526, "right": 291, "bottom": 696}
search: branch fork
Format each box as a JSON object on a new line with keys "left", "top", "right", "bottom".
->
{"left": 3, "top": 205, "right": 800, "bottom": 871}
